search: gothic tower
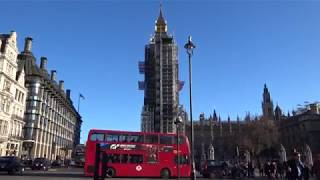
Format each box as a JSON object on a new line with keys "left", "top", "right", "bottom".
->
{"left": 262, "top": 84, "right": 274, "bottom": 120}
{"left": 140, "top": 6, "right": 180, "bottom": 133}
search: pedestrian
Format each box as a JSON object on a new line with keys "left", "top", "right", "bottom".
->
{"left": 272, "top": 161, "right": 278, "bottom": 179}
{"left": 248, "top": 161, "right": 254, "bottom": 178}
{"left": 259, "top": 162, "right": 264, "bottom": 177}
{"left": 313, "top": 154, "right": 320, "bottom": 180}
{"left": 286, "top": 152, "right": 304, "bottom": 180}
{"left": 265, "top": 161, "right": 272, "bottom": 179}
{"left": 278, "top": 161, "right": 286, "bottom": 179}
{"left": 303, "top": 165, "right": 310, "bottom": 180}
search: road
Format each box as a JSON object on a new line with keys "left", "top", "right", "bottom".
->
{"left": 0, "top": 168, "right": 317, "bottom": 180}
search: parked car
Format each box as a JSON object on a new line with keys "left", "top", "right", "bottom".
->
{"left": 31, "top": 158, "right": 50, "bottom": 171}
{"left": 51, "top": 159, "right": 62, "bottom": 168}
{"left": 70, "top": 160, "right": 76, "bottom": 167}
{"left": 21, "top": 159, "right": 33, "bottom": 168}
{"left": 231, "top": 162, "right": 247, "bottom": 179}
{"left": 0, "top": 156, "right": 24, "bottom": 175}
{"left": 201, "top": 160, "right": 231, "bottom": 178}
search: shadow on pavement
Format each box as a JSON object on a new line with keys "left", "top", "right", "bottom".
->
{"left": 22, "top": 173, "right": 87, "bottom": 178}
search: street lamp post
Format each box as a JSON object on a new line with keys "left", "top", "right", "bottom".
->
{"left": 184, "top": 36, "right": 196, "bottom": 180}
{"left": 175, "top": 115, "right": 183, "bottom": 180}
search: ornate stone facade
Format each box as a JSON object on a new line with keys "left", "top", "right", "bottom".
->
{"left": 18, "top": 37, "right": 82, "bottom": 160}
{"left": 0, "top": 31, "right": 27, "bottom": 156}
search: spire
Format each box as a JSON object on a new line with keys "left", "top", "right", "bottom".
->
{"left": 228, "top": 115, "right": 232, "bottom": 134}
{"left": 262, "top": 83, "right": 274, "bottom": 119}
{"left": 275, "top": 103, "right": 282, "bottom": 121}
{"left": 155, "top": 3, "right": 167, "bottom": 33}
{"left": 213, "top": 110, "right": 217, "bottom": 120}
{"left": 219, "top": 115, "right": 222, "bottom": 137}
{"left": 237, "top": 115, "right": 241, "bottom": 133}
{"left": 200, "top": 113, "right": 205, "bottom": 127}
{"left": 275, "top": 104, "right": 281, "bottom": 112}
{"left": 263, "top": 83, "right": 270, "bottom": 95}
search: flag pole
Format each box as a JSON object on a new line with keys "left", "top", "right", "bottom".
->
{"left": 78, "top": 93, "right": 81, "bottom": 113}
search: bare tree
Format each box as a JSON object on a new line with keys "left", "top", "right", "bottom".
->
{"left": 239, "top": 118, "right": 279, "bottom": 156}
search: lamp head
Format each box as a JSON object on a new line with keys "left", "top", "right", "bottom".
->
{"left": 175, "top": 115, "right": 183, "bottom": 124}
{"left": 184, "top": 35, "right": 196, "bottom": 54}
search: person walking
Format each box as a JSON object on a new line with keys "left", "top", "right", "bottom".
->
{"left": 313, "top": 154, "right": 320, "bottom": 180}
{"left": 258, "top": 161, "right": 264, "bottom": 177}
{"left": 248, "top": 161, "right": 255, "bottom": 178}
{"left": 286, "top": 152, "right": 304, "bottom": 180}
{"left": 265, "top": 161, "right": 272, "bottom": 179}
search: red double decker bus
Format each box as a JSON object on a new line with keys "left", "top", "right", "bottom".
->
{"left": 84, "top": 129, "right": 191, "bottom": 178}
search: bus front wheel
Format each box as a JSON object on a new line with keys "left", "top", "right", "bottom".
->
{"left": 105, "top": 167, "right": 115, "bottom": 178}
{"left": 160, "top": 168, "right": 170, "bottom": 179}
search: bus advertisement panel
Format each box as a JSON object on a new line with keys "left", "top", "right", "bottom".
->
{"left": 84, "top": 129, "right": 191, "bottom": 178}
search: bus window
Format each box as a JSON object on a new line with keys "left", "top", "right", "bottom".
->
{"left": 129, "top": 155, "right": 143, "bottom": 164}
{"left": 119, "top": 134, "right": 129, "bottom": 142}
{"left": 128, "top": 135, "right": 143, "bottom": 143}
{"left": 178, "top": 136, "right": 185, "bottom": 144}
{"left": 120, "top": 154, "right": 128, "bottom": 163}
{"left": 90, "top": 133, "right": 104, "bottom": 141}
{"left": 160, "top": 135, "right": 173, "bottom": 145}
{"left": 174, "top": 154, "right": 190, "bottom": 164}
{"left": 108, "top": 154, "right": 120, "bottom": 163}
{"left": 106, "top": 134, "right": 119, "bottom": 142}
{"left": 147, "top": 152, "right": 158, "bottom": 163}
{"left": 145, "top": 135, "right": 158, "bottom": 144}
{"left": 147, "top": 146, "right": 158, "bottom": 163}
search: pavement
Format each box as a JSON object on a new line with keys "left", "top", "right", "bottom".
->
{"left": 0, "top": 167, "right": 85, "bottom": 180}
{"left": 0, "top": 168, "right": 318, "bottom": 180}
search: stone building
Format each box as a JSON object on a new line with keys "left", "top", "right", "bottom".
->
{"left": 187, "top": 84, "right": 280, "bottom": 168}
{"left": 0, "top": 31, "right": 27, "bottom": 156}
{"left": 140, "top": 7, "right": 183, "bottom": 133}
{"left": 278, "top": 104, "right": 320, "bottom": 155}
{"left": 185, "top": 111, "right": 247, "bottom": 169}
{"left": 260, "top": 85, "right": 320, "bottom": 155}
{"left": 18, "top": 37, "right": 82, "bottom": 160}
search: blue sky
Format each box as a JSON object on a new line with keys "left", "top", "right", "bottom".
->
{"left": 2, "top": 0, "right": 320, "bottom": 143}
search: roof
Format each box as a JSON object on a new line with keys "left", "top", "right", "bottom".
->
{"left": 18, "top": 52, "right": 42, "bottom": 77}
{"left": 15, "top": 58, "right": 25, "bottom": 81}
{"left": 0, "top": 34, "right": 10, "bottom": 53}
{"left": 155, "top": 5, "right": 167, "bottom": 33}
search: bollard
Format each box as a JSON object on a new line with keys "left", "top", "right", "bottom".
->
{"left": 93, "top": 143, "right": 101, "bottom": 180}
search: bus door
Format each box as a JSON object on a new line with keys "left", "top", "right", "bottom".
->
{"left": 142, "top": 151, "right": 160, "bottom": 177}
{"left": 119, "top": 154, "right": 144, "bottom": 177}
{"left": 176, "top": 154, "right": 190, "bottom": 177}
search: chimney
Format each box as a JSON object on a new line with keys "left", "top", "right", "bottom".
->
{"left": 51, "top": 70, "right": 57, "bottom": 81}
{"left": 10, "top": 31, "right": 17, "bottom": 40}
{"left": 66, "top": 89, "right": 71, "bottom": 99}
{"left": 309, "top": 104, "right": 319, "bottom": 114}
{"left": 40, "top": 57, "right": 47, "bottom": 70}
{"left": 59, "top": 81, "right": 64, "bottom": 91}
{"left": 24, "top": 37, "right": 33, "bottom": 52}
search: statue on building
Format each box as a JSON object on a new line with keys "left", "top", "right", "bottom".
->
{"left": 208, "top": 144, "right": 214, "bottom": 160}
{"left": 245, "top": 150, "right": 251, "bottom": 164}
